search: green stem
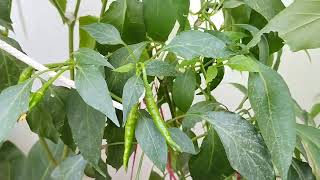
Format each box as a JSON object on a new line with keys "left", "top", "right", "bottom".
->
{"left": 51, "top": 0, "right": 68, "bottom": 23}
{"left": 32, "top": 66, "right": 70, "bottom": 79}
{"left": 135, "top": 152, "right": 145, "bottom": 180}
{"left": 166, "top": 114, "right": 189, "bottom": 124}
{"left": 110, "top": 92, "right": 123, "bottom": 103}
{"left": 39, "top": 136, "right": 58, "bottom": 167}
{"left": 45, "top": 61, "right": 72, "bottom": 68}
{"left": 100, "top": 0, "right": 108, "bottom": 18}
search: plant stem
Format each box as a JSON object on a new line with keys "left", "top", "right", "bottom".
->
{"left": 166, "top": 114, "right": 189, "bottom": 124}
{"left": 51, "top": 0, "right": 68, "bottom": 23}
{"left": 110, "top": 92, "right": 122, "bottom": 103}
{"left": 100, "top": 0, "right": 108, "bottom": 18}
{"left": 135, "top": 152, "right": 145, "bottom": 180}
{"left": 39, "top": 136, "right": 58, "bottom": 167}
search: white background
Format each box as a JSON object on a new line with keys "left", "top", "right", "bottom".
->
{"left": 7, "top": 0, "right": 320, "bottom": 179}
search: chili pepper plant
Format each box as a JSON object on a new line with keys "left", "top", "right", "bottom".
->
{"left": 0, "top": 0, "right": 320, "bottom": 179}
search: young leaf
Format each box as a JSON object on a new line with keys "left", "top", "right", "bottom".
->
{"left": 288, "top": 158, "right": 316, "bottom": 180}
{"left": 204, "top": 111, "right": 275, "bottom": 180}
{"left": 79, "top": 16, "right": 99, "bottom": 49}
{"left": 24, "top": 140, "right": 65, "bottom": 179}
{"left": 122, "top": 75, "right": 144, "bottom": 125}
{"left": 169, "top": 128, "right": 196, "bottom": 154}
{"left": 74, "top": 48, "right": 114, "bottom": 68}
{"left": 241, "top": 0, "right": 284, "bottom": 21}
{"left": 0, "top": 36, "right": 27, "bottom": 91}
{"left": 51, "top": 155, "right": 87, "bottom": 180}
{"left": 0, "top": 0, "right": 13, "bottom": 30}
{"left": 0, "top": 79, "right": 33, "bottom": 143}
{"left": 172, "top": 70, "right": 196, "bottom": 112}
{"left": 226, "top": 55, "right": 259, "bottom": 72}
{"left": 296, "top": 124, "right": 320, "bottom": 177}
{"left": 189, "top": 128, "right": 234, "bottom": 180}
{"left": 248, "top": 1, "right": 320, "bottom": 51}
{"left": 67, "top": 90, "right": 106, "bottom": 166}
{"left": 248, "top": 63, "right": 296, "bottom": 179}
{"left": 105, "top": 42, "right": 147, "bottom": 96}
{"left": 135, "top": 110, "right": 167, "bottom": 171}
{"left": 0, "top": 141, "right": 26, "bottom": 180}
{"left": 82, "top": 23, "right": 124, "bottom": 45}
{"left": 163, "top": 31, "right": 232, "bottom": 59}
{"left": 145, "top": 60, "right": 177, "bottom": 77}
{"left": 206, "top": 66, "right": 218, "bottom": 84}
{"left": 75, "top": 65, "right": 119, "bottom": 126}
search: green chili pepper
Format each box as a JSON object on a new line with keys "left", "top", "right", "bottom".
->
{"left": 29, "top": 69, "right": 67, "bottom": 110}
{"left": 123, "top": 103, "right": 139, "bottom": 171}
{"left": 140, "top": 63, "right": 181, "bottom": 152}
{"left": 18, "top": 67, "right": 33, "bottom": 84}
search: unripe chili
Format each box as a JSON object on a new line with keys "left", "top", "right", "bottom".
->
{"left": 18, "top": 67, "right": 33, "bottom": 84}
{"left": 140, "top": 63, "right": 181, "bottom": 152}
{"left": 123, "top": 103, "right": 139, "bottom": 171}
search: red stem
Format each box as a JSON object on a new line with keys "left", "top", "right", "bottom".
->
{"left": 236, "top": 172, "right": 241, "bottom": 180}
{"left": 166, "top": 153, "right": 177, "bottom": 180}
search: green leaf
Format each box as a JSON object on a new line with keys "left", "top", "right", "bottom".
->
{"left": 171, "top": 0, "right": 190, "bottom": 29}
{"left": 0, "top": 0, "right": 13, "bottom": 30}
{"left": 74, "top": 48, "right": 114, "bottom": 68}
{"left": 206, "top": 66, "right": 218, "bottom": 84}
{"left": 206, "top": 63, "right": 225, "bottom": 91}
{"left": 113, "top": 63, "right": 135, "bottom": 73}
{"left": 75, "top": 65, "right": 119, "bottom": 126}
{"left": 223, "top": 0, "right": 245, "bottom": 8}
{"left": 164, "top": 31, "right": 232, "bottom": 60}
{"left": 0, "top": 141, "right": 26, "bottom": 180}
{"left": 296, "top": 124, "right": 320, "bottom": 177}
{"left": 0, "top": 79, "right": 33, "bottom": 143}
{"left": 101, "top": 0, "right": 146, "bottom": 44}
{"left": 82, "top": 23, "right": 124, "bottom": 45}
{"left": 172, "top": 70, "right": 196, "bottom": 112}
{"left": 105, "top": 42, "right": 147, "bottom": 96}
{"left": 204, "top": 111, "right": 275, "bottom": 180}
{"left": 79, "top": 16, "right": 99, "bottom": 48}
{"left": 27, "top": 104, "right": 60, "bottom": 143}
{"left": 42, "top": 86, "right": 75, "bottom": 150}
{"left": 51, "top": 155, "right": 87, "bottom": 180}
{"left": 135, "top": 110, "right": 167, "bottom": 171}
{"left": 288, "top": 158, "right": 315, "bottom": 180}
{"left": 24, "top": 140, "right": 65, "bottom": 180}
{"left": 189, "top": 128, "right": 233, "bottom": 180}
{"left": 241, "top": 0, "right": 284, "bottom": 20}
{"left": 0, "top": 36, "right": 28, "bottom": 91}
{"left": 149, "top": 170, "right": 163, "bottom": 180}
{"left": 229, "top": 83, "right": 247, "bottom": 95}
{"left": 101, "top": 0, "right": 126, "bottom": 35}
{"left": 248, "top": 1, "right": 320, "bottom": 51}
{"left": 67, "top": 90, "right": 106, "bottom": 166}
{"left": 104, "top": 118, "right": 129, "bottom": 170}
{"left": 248, "top": 63, "right": 296, "bottom": 179}
{"left": 169, "top": 128, "right": 196, "bottom": 154}
{"left": 310, "top": 103, "right": 320, "bottom": 119}
{"left": 226, "top": 55, "right": 259, "bottom": 72}
{"left": 146, "top": 60, "right": 177, "bottom": 77}
{"left": 182, "top": 101, "right": 220, "bottom": 130}
{"left": 143, "top": 0, "right": 176, "bottom": 41}
{"left": 122, "top": 75, "right": 144, "bottom": 125}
